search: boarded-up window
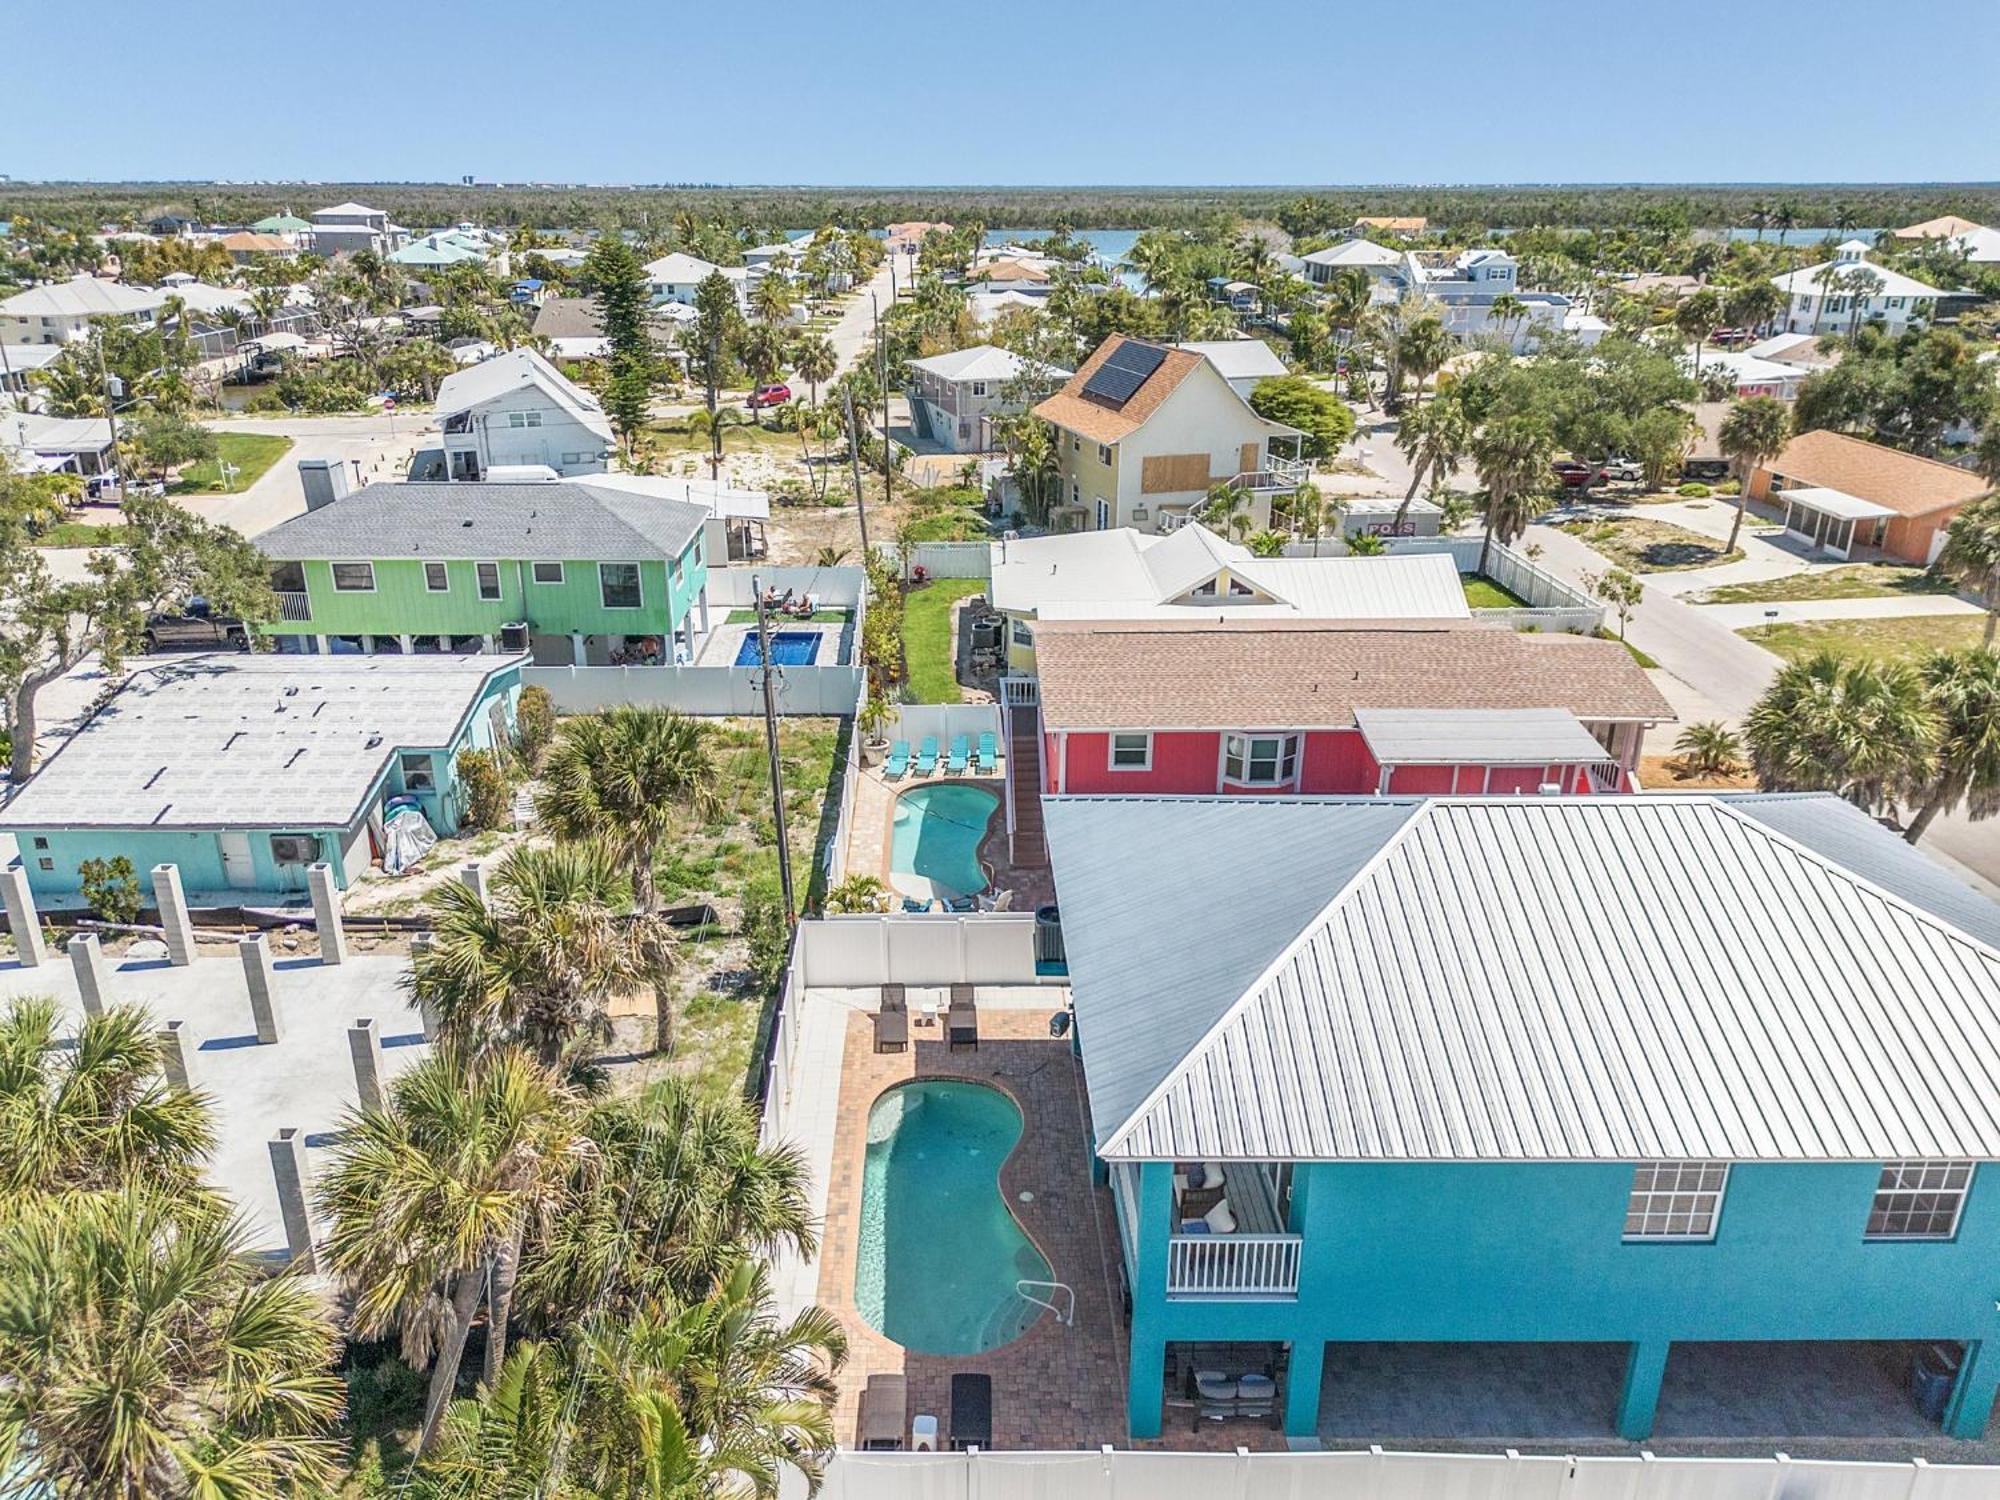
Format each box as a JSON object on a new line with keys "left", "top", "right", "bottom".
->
{"left": 1141, "top": 453, "right": 1211, "bottom": 495}
{"left": 1239, "top": 442, "right": 1259, "bottom": 475}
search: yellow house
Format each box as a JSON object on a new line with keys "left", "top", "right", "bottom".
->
{"left": 1032, "top": 336, "right": 1303, "bottom": 537}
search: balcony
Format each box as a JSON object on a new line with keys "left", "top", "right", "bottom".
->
{"left": 1168, "top": 1233, "right": 1302, "bottom": 1299}
{"left": 275, "top": 591, "right": 312, "bottom": 622}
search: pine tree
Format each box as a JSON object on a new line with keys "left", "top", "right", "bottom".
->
{"left": 584, "top": 237, "right": 654, "bottom": 450}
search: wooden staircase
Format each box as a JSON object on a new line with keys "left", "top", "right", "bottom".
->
{"left": 1002, "top": 678, "right": 1048, "bottom": 868}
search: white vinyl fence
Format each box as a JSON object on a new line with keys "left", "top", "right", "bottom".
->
{"left": 795, "top": 1448, "right": 2000, "bottom": 1500}
{"left": 885, "top": 702, "right": 1002, "bottom": 747}
{"left": 1372, "top": 537, "right": 1605, "bottom": 634}
{"left": 710, "top": 564, "right": 868, "bottom": 609}
{"left": 794, "top": 912, "right": 1051, "bottom": 988}
{"left": 880, "top": 541, "right": 993, "bottom": 581}
{"left": 522, "top": 661, "right": 866, "bottom": 715}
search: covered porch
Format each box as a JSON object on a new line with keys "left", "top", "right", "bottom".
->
{"left": 1353, "top": 707, "right": 1631, "bottom": 796}
{"left": 1777, "top": 485, "right": 1895, "bottom": 560}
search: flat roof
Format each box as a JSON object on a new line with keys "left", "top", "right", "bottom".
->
{"left": 0, "top": 653, "right": 519, "bottom": 832}
{"left": 1778, "top": 485, "right": 1897, "bottom": 522}
{"left": 1353, "top": 707, "right": 1609, "bottom": 766}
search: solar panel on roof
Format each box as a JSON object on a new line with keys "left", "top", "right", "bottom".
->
{"left": 1081, "top": 341, "right": 1167, "bottom": 408}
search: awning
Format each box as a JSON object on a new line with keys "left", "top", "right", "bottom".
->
{"left": 1778, "top": 486, "right": 1896, "bottom": 522}
{"left": 245, "top": 331, "right": 306, "bottom": 352}
{"left": 1354, "top": 707, "right": 1612, "bottom": 767}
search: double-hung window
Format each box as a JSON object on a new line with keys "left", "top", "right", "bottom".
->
{"left": 1866, "top": 1161, "right": 1974, "bottom": 1240}
{"left": 1624, "top": 1162, "right": 1728, "bottom": 1241}
{"left": 1098, "top": 443, "right": 1112, "bottom": 465}
{"left": 423, "top": 562, "right": 449, "bottom": 592}
{"left": 476, "top": 562, "right": 502, "bottom": 601}
{"left": 507, "top": 410, "right": 543, "bottom": 428}
{"left": 599, "top": 562, "right": 642, "bottom": 610}
{"left": 531, "top": 561, "right": 564, "bottom": 585}
{"left": 1109, "top": 733, "right": 1152, "bottom": 771}
{"left": 399, "top": 752, "right": 436, "bottom": 791}
{"left": 1223, "top": 733, "right": 1299, "bottom": 787}
{"left": 331, "top": 562, "right": 375, "bottom": 592}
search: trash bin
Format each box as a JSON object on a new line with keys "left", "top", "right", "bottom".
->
{"left": 1911, "top": 1343, "right": 1961, "bottom": 1423}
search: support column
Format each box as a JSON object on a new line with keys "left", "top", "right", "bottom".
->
{"left": 150, "top": 864, "right": 197, "bottom": 966}
{"left": 410, "top": 932, "right": 440, "bottom": 1039}
{"left": 1283, "top": 1338, "right": 1327, "bottom": 1437}
{"left": 307, "top": 862, "right": 347, "bottom": 965}
{"left": 698, "top": 583, "right": 711, "bottom": 637}
{"left": 68, "top": 933, "right": 110, "bottom": 1014}
{"left": 267, "top": 1127, "right": 316, "bottom": 1271}
{"left": 1127, "top": 1330, "right": 1167, "bottom": 1441}
{"left": 0, "top": 864, "right": 46, "bottom": 967}
{"left": 460, "top": 861, "right": 485, "bottom": 902}
{"left": 1945, "top": 1339, "right": 1999, "bottom": 1440}
{"left": 570, "top": 630, "right": 585, "bottom": 666}
{"left": 1616, "top": 1339, "right": 1671, "bottom": 1441}
{"left": 347, "top": 1017, "right": 385, "bottom": 1112}
{"left": 1127, "top": 1162, "right": 1174, "bottom": 1440}
{"left": 481, "top": 634, "right": 496, "bottom": 655}
{"left": 399, "top": 634, "right": 414, "bottom": 654}
{"left": 240, "top": 934, "right": 284, "bottom": 1043}
{"left": 157, "top": 1019, "right": 197, "bottom": 1090}
{"left": 314, "top": 634, "right": 330, "bottom": 654}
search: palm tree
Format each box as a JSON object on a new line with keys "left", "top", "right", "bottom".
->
{"left": 1674, "top": 287, "right": 1723, "bottom": 380}
{"left": 0, "top": 997, "right": 217, "bottom": 1202}
{"left": 750, "top": 272, "right": 794, "bottom": 328}
{"left": 1904, "top": 648, "right": 2000, "bottom": 844}
{"left": 1487, "top": 293, "right": 1528, "bottom": 348}
{"left": 1937, "top": 492, "right": 2000, "bottom": 647}
{"left": 793, "top": 332, "right": 837, "bottom": 406}
{"left": 1200, "top": 481, "right": 1255, "bottom": 541}
{"left": 1393, "top": 393, "right": 1471, "bottom": 525}
{"left": 1717, "top": 395, "right": 1792, "bottom": 552}
{"left": 1724, "top": 279, "right": 1786, "bottom": 340}
{"left": 1396, "top": 314, "right": 1455, "bottom": 406}
{"left": 317, "top": 1044, "right": 592, "bottom": 1456}
{"left": 1675, "top": 721, "right": 1744, "bottom": 776}
{"left": 413, "top": 840, "right": 662, "bottom": 1066}
{"left": 413, "top": 1339, "right": 566, "bottom": 1499}
{"left": 1471, "top": 413, "right": 1557, "bottom": 574}
{"left": 0, "top": 1187, "right": 343, "bottom": 1497}
{"left": 1320, "top": 267, "right": 1371, "bottom": 337}
{"left": 1744, "top": 651, "right": 1940, "bottom": 814}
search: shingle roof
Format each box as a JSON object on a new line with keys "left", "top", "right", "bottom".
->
{"left": 1894, "top": 215, "right": 1986, "bottom": 240}
{"left": 432, "top": 347, "right": 613, "bottom": 441}
{"left": 253, "top": 481, "right": 708, "bottom": 563}
{"left": 0, "top": 653, "right": 517, "bottom": 831}
{"left": 1043, "top": 794, "right": 2000, "bottom": 1162}
{"left": 0, "top": 276, "right": 165, "bottom": 318}
{"left": 1031, "top": 620, "right": 1673, "bottom": 730}
{"left": 1032, "top": 335, "right": 1208, "bottom": 445}
{"left": 1762, "top": 430, "right": 1991, "bottom": 518}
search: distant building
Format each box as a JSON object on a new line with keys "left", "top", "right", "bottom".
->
{"left": 309, "top": 202, "right": 405, "bottom": 258}
{"left": 1771, "top": 241, "right": 1942, "bottom": 337}
{"left": 906, "top": 344, "right": 1069, "bottom": 453}
{"left": 0, "top": 275, "right": 164, "bottom": 346}
{"left": 884, "top": 220, "right": 952, "bottom": 254}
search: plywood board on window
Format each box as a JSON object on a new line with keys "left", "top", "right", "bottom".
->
{"left": 1141, "top": 453, "right": 1211, "bottom": 495}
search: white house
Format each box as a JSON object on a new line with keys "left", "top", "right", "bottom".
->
{"left": 1772, "top": 241, "right": 1942, "bottom": 336}
{"left": 906, "top": 345, "right": 1070, "bottom": 454}
{"left": 1175, "top": 339, "right": 1291, "bottom": 400}
{"left": 1298, "top": 238, "right": 1404, "bottom": 292}
{"left": 432, "top": 348, "right": 615, "bottom": 479}
{"left": 1, "top": 276, "right": 165, "bottom": 346}
{"left": 309, "top": 202, "right": 404, "bottom": 258}
{"left": 1684, "top": 348, "right": 1807, "bottom": 400}
{"left": 1893, "top": 215, "right": 2000, "bottom": 265}
{"left": 644, "top": 251, "right": 723, "bottom": 305}
{"left": 1410, "top": 249, "right": 1579, "bottom": 353}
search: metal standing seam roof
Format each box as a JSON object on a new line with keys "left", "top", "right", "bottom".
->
{"left": 253, "top": 481, "right": 709, "bottom": 563}
{"left": 1353, "top": 708, "right": 1609, "bottom": 766}
{"left": 1776, "top": 486, "right": 1898, "bottom": 522}
{"left": 0, "top": 653, "right": 521, "bottom": 832}
{"left": 432, "top": 347, "right": 613, "bottom": 441}
{"left": 1042, "top": 794, "right": 2000, "bottom": 1163}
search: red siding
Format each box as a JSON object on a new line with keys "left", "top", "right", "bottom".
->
{"left": 1300, "top": 729, "right": 1379, "bottom": 794}
{"left": 1054, "top": 730, "right": 1222, "bottom": 794}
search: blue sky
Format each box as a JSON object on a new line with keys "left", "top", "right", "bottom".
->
{"left": 9, "top": 0, "right": 1998, "bottom": 186}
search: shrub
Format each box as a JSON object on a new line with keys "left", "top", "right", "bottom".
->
{"left": 454, "top": 748, "right": 510, "bottom": 831}
{"left": 240, "top": 388, "right": 288, "bottom": 413}
{"left": 1715, "top": 479, "right": 1741, "bottom": 496}
{"left": 825, "top": 874, "right": 891, "bottom": 914}
{"left": 77, "top": 855, "right": 142, "bottom": 925}
{"left": 1345, "top": 530, "right": 1387, "bottom": 556}
{"left": 1677, "top": 482, "right": 1712, "bottom": 498}
{"left": 514, "top": 685, "right": 556, "bottom": 768}
{"left": 1675, "top": 720, "right": 1744, "bottom": 776}
{"left": 741, "top": 880, "right": 792, "bottom": 990}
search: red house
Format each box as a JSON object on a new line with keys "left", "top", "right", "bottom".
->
{"left": 1000, "top": 621, "right": 1674, "bottom": 860}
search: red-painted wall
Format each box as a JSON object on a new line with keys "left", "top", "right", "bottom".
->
{"left": 1301, "top": 730, "right": 1379, "bottom": 794}
{"left": 1047, "top": 729, "right": 1223, "bottom": 794}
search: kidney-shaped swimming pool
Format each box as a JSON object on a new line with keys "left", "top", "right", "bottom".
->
{"left": 853, "top": 1080, "right": 1052, "bottom": 1355}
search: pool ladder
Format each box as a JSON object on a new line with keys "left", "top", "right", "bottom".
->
{"left": 1017, "top": 1278, "right": 1075, "bottom": 1327}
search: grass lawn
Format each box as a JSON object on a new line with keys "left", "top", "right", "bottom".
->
{"left": 1690, "top": 564, "right": 1958, "bottom": 605}
{"left": 647, "top": 415, "right": 801, "bottom": 457}
{"left": 1740, "top": 615, "right": 1991, "bottom": 665}
{"left": 31, "top": 520, "right": 131, "bottom": 548}
{"left": 170, "top": 431, "right": 293, "bottom": 494}
{"left": 1558, "top": 516, "right": 1743, "bottom": 573}
{"left": 903, "top": 578, "right": 986, "bottom": 703}
{"left": 723, "top": 607, "right": 851, "bottom": 625}
{"left": 1595, "top": 627, "right": 1660, "bottom": 669}
{"left": 1462, "top": 575, "right": 1529, "bottom": 609}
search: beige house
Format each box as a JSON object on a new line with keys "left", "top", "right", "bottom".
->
{"left": 1032, "top": 336, "right": 1303, "bottom": 535}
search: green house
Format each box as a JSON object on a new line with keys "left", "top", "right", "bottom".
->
{"left": 254, "top": 480, "right": 711, "bottom": 664}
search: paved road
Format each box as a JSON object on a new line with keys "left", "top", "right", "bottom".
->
{"left": 821, "top": 254, "right": 908, "bottom": 383}
{"left": 200, "top": 412, "right": 437, "bottom": 537}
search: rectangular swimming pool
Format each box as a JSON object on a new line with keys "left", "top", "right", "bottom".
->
{"left": 734, "top": 629, "right": 822, "bottom": 667}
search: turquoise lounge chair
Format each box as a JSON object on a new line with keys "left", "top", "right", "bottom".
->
{"left": 976, "top": 730, "right": 998, "bottom": 771}
{"left": 900, "top": 896, "right": 933, "bottom": 913}
{"left": 883, "top": 739, "right": 911, "bottom": 779}
{"left": 915, "top": 736, "right": 940, "bottom": 775}
{"left": 947, "top": 734, "right": 970, "bottom": 774}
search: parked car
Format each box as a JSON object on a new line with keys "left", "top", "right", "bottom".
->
{"left": 747, "top": 383, "right": 792, "bottom": 409}
{"left": 143, "top": 597, "right": 247, "bottom": 652}
{"left": 1599, "top": 457, "right": 1643, "bottom": 482}
{"left": 1681, "top": 458, "right": 1731, "bottom": 483}
{"left": 1552, "top": 461, "right": 1596, "bottom": 490}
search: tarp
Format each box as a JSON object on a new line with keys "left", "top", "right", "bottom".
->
{"left": 381, "top": 806, "right": 438, "bottom": 875}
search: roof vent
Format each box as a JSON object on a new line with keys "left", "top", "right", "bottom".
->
{"left": 365, "top": 733, "right": 383, "bottom": 749}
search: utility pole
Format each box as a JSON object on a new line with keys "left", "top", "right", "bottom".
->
{"left": 871, "top": 293, "right": 891, "bottom": 514}
{"left": 751, "top": 573, "right": 796, "bottom": 924}
{"left": 95, "top": 337, "right": 123, "bottom": 484}
{"left": 843, "top": 384, "right": 870, "bottom": 554}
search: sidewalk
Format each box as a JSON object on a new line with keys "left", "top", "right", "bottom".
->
{"left": 1694, "top": 595, "right": 1984, "bottom": 628}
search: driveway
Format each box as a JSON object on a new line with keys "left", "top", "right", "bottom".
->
{"left": 196, "top": 411, "right": 438, "bottom": 538}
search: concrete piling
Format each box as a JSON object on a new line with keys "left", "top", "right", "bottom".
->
{"left": 239, "top": 934, "right": 284, "bottom": 1044}
{"left": 67, "top": 933, "right": 109, "bottom": 1014}
{"left": 347, "top": 1017, "right": 384, "bottom": 1112}
{"left": 0, "top": 864, "right": 47, "bottom": 967}
{"left": 267, "top": 1127, "right": 316, "bottom": 1271}
{"left": 307, "top": 862, "right": 347, "bottom": 965}
{"left": 150, "top": 864, "right": 197, "bottom": 966}
{"left": 157, "top": 1019, "right": 197, "bottom": 1089}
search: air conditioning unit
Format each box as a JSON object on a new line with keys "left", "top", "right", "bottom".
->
{"left": 270, "top": 834, "right": 320, "bottom": 866}
{"left": 499, "top": 622, "right": 529, "bottom": 653}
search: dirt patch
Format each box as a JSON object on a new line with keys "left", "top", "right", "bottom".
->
{"left": 1637, "top": 754, "right": 1759, "bottom": 791}
{"left": 1559, "top": 517, "right": 1744, "bottom": 573}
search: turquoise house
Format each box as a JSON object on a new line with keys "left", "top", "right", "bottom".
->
{"left": 0, "top": 653, "right": 522, "bottom": 905}
{"left": 1042, "top": 793, "right": 2000, "bottom": 1445}
{"left": 254, "top": 479, "right": 711, "bottom": 666}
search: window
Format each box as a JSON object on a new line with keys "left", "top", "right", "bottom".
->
{"left": 1011, "top": 619, "right": 1034, "bottom": 648}
{"left": 1109, "top": 733, "right": 1152, "bottom": 771}
{"left": 423, "top": 562, "right": 449, "bottom": 592}
{"left": 331, "top": 562, "right": 375, "bottom": 592}
{"left": 531, "top": 561, "right": 565, "bottom": 585}
{"left": 1223, "top": 733, "right": 1299, "bottom": 786}
{"left": 971, "top": 381, "right": 987, "bottom": 397}
{"left": 1866, "top": 1161, "right": 1974, "bottom": 1240}
{"left": 269, "top": 561, "right": 306, "bottom": 593}
{"left": 599, "top": 562, "right": 642, "bottom": 609}
{"left": 476, "top": 562, "right": 502, "bottom": 601}
{"left": 1098, "top": 443, "right": 1112, "bottom": 465}
{"left": 1624, "top": 1162, "right": 1728, "bottom": 1241}
{"left": 1071, "top": 435, "right": 1080, "bottom": 452}
{"left": 399, "top": 752, "right": 436, "bottom": 791}
{"left": 1095, "top": 498, "right": 1110, "bottom": 531}
{"left": 506, "top": 410, "right": 543, "bottom": 428}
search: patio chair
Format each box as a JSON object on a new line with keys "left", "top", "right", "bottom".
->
{"left": 880, "top": 983, "right": 907, "bottom": 1012}
{"left": 1235, "top": 1372, "right": 1277, "bottom": 1424}
{"left": 947, "top": 984, "right": 979, "bottom": 1050}
{"left": 947, "top": 734, "right": 970, "bottom": 774}
{"left": 950, "top": 1373, "right": 993, "bottom": 1451}
{"left": 915, "top": 736, "right": 940, "bottom": 775}
{"left": 883, "top": 739, "right": 911, "bottom": 779}
{"left": 858, "top": 1373, "right": 908, "bottom": 1450}
{"left": 901, "top": 897, "right": 933, "bottom": 913}
{"left": 977, "top": 731, "right": 998, "bottom": 772}
{"left": 943, "top": 893, "right": 978, "bottom": 913}
{"left": 873, "top": 1004, "right": 908, "bottom": 1054}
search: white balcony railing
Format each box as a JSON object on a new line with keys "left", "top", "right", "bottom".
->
{"left": 1167, "top": 1233, "right": 1302, "bottom": 1299}
{"left": 1000, "top": 675, "right": 1039, "bottom": 709}
{"left": 275, "top": 591, "right": 312, "bottom": 622}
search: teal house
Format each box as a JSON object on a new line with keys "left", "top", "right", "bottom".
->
{"left": 0, "top": 653, "right": 523, "bottom": 904}
{"left": 1042, "top": 793, "right": 2000, "bottom": 1446}
{"left": 254, "top": 479, "right": 711, "bottom": 666}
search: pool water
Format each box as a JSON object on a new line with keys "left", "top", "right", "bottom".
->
{"left": 890, "top": 783, "right": 998, "bottom": 898}
{"left": 734, "top": 629, "right": 822, "bottom": 667}
{"left": 854, "top": 1081, "right": 1052, "bottom": 1354}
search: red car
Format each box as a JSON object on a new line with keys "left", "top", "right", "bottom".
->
{"left": 1552, "top": 460, "right": 1596, "bottom": 489}
{"left": 747, "top": 383, "right": 792, "bottom": 409}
